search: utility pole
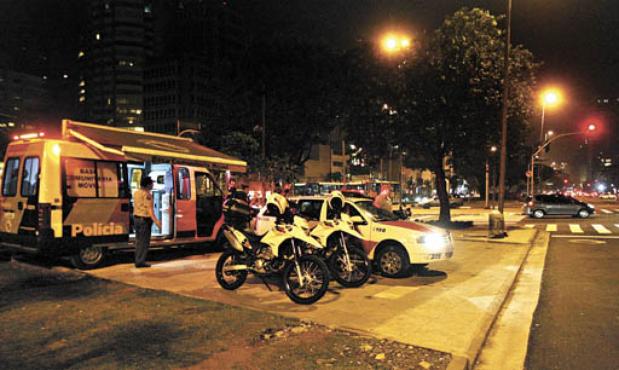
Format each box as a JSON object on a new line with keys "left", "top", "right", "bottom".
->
{"left": 485, "top": 159, "right": 490, "bottom": 208}
{"left": 497, "top": 0, "right": 513, "bottom": 215}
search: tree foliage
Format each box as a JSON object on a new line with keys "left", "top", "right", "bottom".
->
{"left": 395, "top": 8, "right": 538, "bottom": 221}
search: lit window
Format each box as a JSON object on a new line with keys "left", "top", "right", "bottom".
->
{"left": 79, "top": 96, "right": 86, "bottom": 102}
{"left": 144, "top": 5, "right": 151, "bottom": 13}
{"left": 78, "top": 50, "right": 85, "bottom": 58}
{"left": 95, "top": 33, "right": 100, "bottom": 40}
{"left": 79, "top": 80, "right": 85, "bottom": 87}
{"left": 79, "top": 89, "right": 86, "bottom": 94}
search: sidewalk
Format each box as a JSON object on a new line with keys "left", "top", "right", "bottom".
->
{"left": 87, "top": 228, "right": 543, "bottom": 370}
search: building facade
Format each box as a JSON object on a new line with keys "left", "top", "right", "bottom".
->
{"left": 79, "top": 0, "right": 153, "bottom": 129}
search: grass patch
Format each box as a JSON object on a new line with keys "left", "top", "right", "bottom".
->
{"left": 0, "top": 262, "right": 450, "bottom": 369}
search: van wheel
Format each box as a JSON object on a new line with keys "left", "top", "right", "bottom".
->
{"left": 532, "top": 209, "right": 545, "bottom": 219}
{"left": 376, "top": 243, "right": 410, "bottom": 278}
{"left": 70, "top": 246, "right": 106, "bottom": 270}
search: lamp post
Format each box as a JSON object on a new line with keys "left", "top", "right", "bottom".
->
{"left": 497, "top": 0, "right": 512, "bottom": 215}
{"left": 485, "top": 145, "right": 498, "bottom": 209}
{"left": 530, "top": 125, "right": 596, "bottom": 196}
{"left": 536, "top": 89, "right": 562, "bottom": 193}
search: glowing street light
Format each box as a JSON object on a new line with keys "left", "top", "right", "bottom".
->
{"left": 380, "top": 33, "right": 412, "bottom": 54}
{"left": 541, "top": 89, "right": 562, "bottom": 107}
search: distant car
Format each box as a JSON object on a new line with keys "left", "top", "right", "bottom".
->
{"left": 523, "top": 194, "right": 595, "bottom": 219}
{"left": 418, "top": 195, "right": 464, "bottom": 209}
{"left": 599, "top": 193, "right": 617, "bottom": 201}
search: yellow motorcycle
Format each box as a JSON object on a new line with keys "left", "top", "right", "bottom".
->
{"left": 216, "top": 193, "right": 330, "bottom": 305}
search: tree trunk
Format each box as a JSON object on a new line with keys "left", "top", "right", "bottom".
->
{"left": 434, "top": 156, "right": 451, "bottom": 223}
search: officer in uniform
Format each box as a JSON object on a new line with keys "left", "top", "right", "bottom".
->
{"left": 133, "top": 177, "right": 162, "bottom": 268}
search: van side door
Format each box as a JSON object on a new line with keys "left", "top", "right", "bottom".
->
{"left": 173, "top": 165, "right": 196, "bottom": 238}
{"left": 194, "top": 171, "right": 223, "bottom": 237}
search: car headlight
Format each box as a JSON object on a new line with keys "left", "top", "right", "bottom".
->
{"left": 587, "top": 203, "right": 595, "bottom": 209}
{"left": 417, "top": 233, "right": 449, "bottom": 247}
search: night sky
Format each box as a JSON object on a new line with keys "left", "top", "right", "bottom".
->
{"left": 1, "top": 0, "right": 617, "bottom": 175}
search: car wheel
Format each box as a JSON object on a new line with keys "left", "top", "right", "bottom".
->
{"left": 532, "top": 209, "right": 545, "bottom": 219}
{"left": 577, "top": 209, "right": 590, "bottom": 218}
{"left": 376, "top": 243, "right": 410, "bottom": 278}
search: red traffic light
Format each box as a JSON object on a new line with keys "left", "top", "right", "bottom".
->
{"left": 587, "top": 123, "right": 596, "bottom": 131}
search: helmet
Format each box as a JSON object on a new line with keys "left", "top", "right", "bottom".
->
{"left": 328, "top": 191, "right": 345, "bottom": 212}
{"left": 266, "top": 192, "right": 289, "bottom": 217}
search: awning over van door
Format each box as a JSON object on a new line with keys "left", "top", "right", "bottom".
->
{"left": 62, "top": 120, "right": 247, "bottom": 172}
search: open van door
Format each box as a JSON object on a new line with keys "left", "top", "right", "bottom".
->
{"left": 173, "top": 165, "right": 196, "bottom": 238}
{"left": 195, "top": 171, "right": 223, "bottom": 237}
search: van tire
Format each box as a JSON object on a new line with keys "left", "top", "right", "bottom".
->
{"left": 70, "top": 246, "right": 106, "bottom": 270}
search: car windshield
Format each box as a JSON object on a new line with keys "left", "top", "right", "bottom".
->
{"left": 354, "top": 200, "right": 400, "bottom": 221}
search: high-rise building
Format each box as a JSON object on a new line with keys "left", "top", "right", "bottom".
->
{"left": 0, "top": 69, "right": 48, "bottom": 129}
{"left": 142, "top": 0, "right": 245, "bottom": 134}
{"left": 79, "top": 0, "right": 153, "bottom": 129}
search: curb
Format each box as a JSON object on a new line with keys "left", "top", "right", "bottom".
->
{"left": 446, "top": 229, "right": 544, "bottom": 370}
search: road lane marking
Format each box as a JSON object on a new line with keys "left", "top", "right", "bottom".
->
{"left": 569, "top": 224, "right": 584, "bottom": 233}
{"left": 546, "top": 224, "right": 557, "bottom": 232}
{"left": 524, "top": 224, "right": 535, "bottom": 229}
{"left": 601, "top": 209, "right": 613, "bottom": 214}
{"left": 592, "top": 224, "right": 612, "bottom": 234}
{"left": 551, "top": 234, "right": 619, "bottom": 239}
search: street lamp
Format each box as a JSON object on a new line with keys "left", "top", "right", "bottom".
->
{"left": 380, "top": 33, "right": 412, "bottom": 55}
{"left": 536, "top": 88, "right": 564, "bottom": 193}
{"left": 485, "top": 145, "right": 499, "bottom": 209}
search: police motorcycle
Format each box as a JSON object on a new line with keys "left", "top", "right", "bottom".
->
{"left": 310, "top": 192, "right": 372, "bottom": 288}
{"left": 215, "top": 193, "right": 331, "bottom": 305}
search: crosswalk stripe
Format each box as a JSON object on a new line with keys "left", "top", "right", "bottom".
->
{"left": 546, "top": 224, "right": 557, "bottom": 232}
{"left": 569, "top": 224, "right": 584, "bottom": 233}
{"left": 601, "top": 209, "right": 613, "bottom": 214}
{"left": 592, "top": 224, "right": 612, "bottom": 234}
{"left": 524, "top": 224, "right": 535, "bottom": 229}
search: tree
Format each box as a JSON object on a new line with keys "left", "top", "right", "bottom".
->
{"left": 397, "top": 8, "right": 538, "bottom": 222}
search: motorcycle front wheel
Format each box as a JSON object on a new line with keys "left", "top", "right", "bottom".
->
{"left": 282, "top": 255, "right": 330, "bottom": 305}
{"left": 215, "top": 250, "right": 248, "bottom": 290}
{"left": 329, "top": 246, "right": 372, "bottom": 288}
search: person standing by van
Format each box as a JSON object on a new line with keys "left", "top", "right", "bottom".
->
{"left": 133, "top": 177, "right": 161, "bottom": 268}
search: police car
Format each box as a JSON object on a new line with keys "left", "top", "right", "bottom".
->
{"left": 254, "top": 195, "right": 453, "bottom": 278}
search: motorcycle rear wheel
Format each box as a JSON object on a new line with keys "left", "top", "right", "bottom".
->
{"left": 329, "top": 246, "right": 372, "bottom": 288}
{"left": 215, "top": 250, "right": 248, "bottom": 290}
{"left": 282, "top": 255, "right": 330, "bottom": 305}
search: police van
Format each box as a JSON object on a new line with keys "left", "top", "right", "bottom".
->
{"left": 0, "top": 120, "right": 246, "bottom": 268}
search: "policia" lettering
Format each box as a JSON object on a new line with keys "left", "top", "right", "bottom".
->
{"left": 71, "top": 223, "right": 124, "bottom": 237}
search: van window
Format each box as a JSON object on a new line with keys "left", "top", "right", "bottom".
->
{"left": 177, "top": 167, "right": 191, "bottom": 199}
{"left": 21, "top": 157, "right": 40, "bottom": 197}
{"left": 2, "top": 157, "right": 20, "bottom": 196}
{"left": 195, "top": 172, "right": 220, "bottom": 197}
{"left": 64, "top": 158, "right": 126, "bottom": 198}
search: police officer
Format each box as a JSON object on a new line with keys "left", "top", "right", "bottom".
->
{"left": 133, "top": 177, "right": 162, "bottom": 268}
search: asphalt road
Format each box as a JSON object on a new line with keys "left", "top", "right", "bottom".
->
{"left": 525, "top": 210, "right": 619, "bottom": 369}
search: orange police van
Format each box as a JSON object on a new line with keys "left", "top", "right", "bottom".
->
{"left": 0, "top": 120, "right": 246, "bottom": 268}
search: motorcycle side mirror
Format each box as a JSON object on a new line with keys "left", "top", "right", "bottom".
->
{"left": 350, "top": 215, "right": 367, "bottom": 225}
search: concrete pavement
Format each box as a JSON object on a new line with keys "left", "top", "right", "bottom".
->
{"left": 88, "top": 228, "right": 542, "bottom": 368}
